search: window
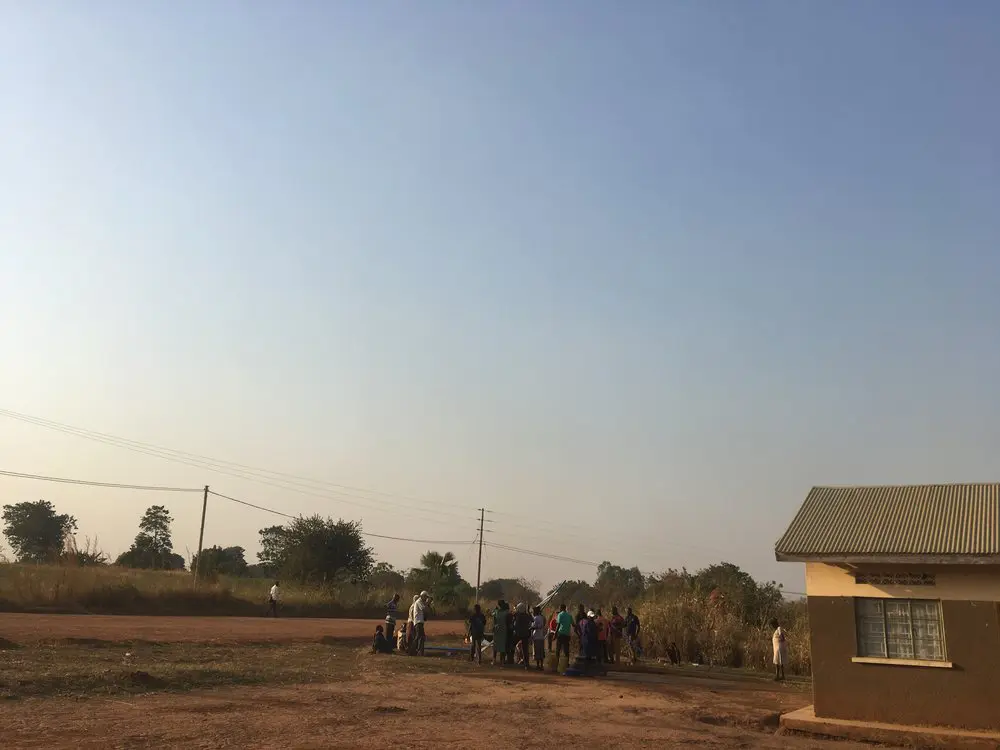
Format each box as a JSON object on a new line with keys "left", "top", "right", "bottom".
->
{"left": 855, "top": 598, "right": 946, "bottom": 661}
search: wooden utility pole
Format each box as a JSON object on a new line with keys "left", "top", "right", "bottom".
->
{"left": 475, "top": 508, "right": 485, "bottom": 604}
{"left": 194, "top": 485, "right": 208, "bottom": 585}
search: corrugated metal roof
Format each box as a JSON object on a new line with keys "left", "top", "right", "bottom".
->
{"left": 775, "top": 484, "right": 1000, "bottom": 560}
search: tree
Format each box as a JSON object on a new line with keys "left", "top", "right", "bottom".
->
{"left": 191, "top": 545, "right": 248, "bottom": 577}
{"left": 479, "top": 578, "right": 541, "bottom": 605}
{"left": 407, "top": 550, "right": 471, "bottom": 607}
{"left": 257, "top": 516, "right": 374, "bottom": 585}
{"left": 116, "top": 505, "right": 184, "bottom": 570}
{"left": 368, "top": 562, "right": 405, "bottom": 591}
{"left": 1, "top": 500, "right": 77, "bottom": 563}
{"left": 594, "top": 560, "right": 646, "bottom": 604}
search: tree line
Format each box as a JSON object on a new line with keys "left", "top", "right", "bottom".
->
{"left": 1, "top": 499, "right": 787, "bottom": 626}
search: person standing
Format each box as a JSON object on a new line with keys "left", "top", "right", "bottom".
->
{"left": 468, "top": 604, "right": 487, "bottom": 664}
{"left": 406, "top": 594, "right": 420, "bottom": 654}
{"left": 771, "top": 618, "right": 788, "bottom": 681}
{"left": 512, "top": 603, "right": 533, "bottom": 671}
{"left": 531, "top": 606, "right": 547, "bottom": 670}
{"left": 412, "top": 591, "right": 430, "bottom": 656}
{"left": 547, "top": 611, "right": 558, "bottom": 652}
{"left": 492, "top": 600, "right": 509, "bottom": 665}
{"left": 624, "top": 607, "right": 641, "bottom": 662}
{"left": 555, "top": 603, "right": 574, "bottom": 665}
{"left": 267, "top": 581, "right": 280, "bottom": 617}
{"left": 385, "top": 593, "right": 401, "bottom": 641}
{"left": 609, "top": 607, "right": 625, "bottom": 664}
{"left": 594, "top": 608, "right": 609, "bottom": 664}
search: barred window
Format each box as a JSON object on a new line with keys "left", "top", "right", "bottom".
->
{"left": 855, "top": 598, "right": 946, "bottom": 661}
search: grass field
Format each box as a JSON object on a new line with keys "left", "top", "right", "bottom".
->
{"left": 0, "top": 612, "right": 868, "bottom": 749}
{"left": 0, "top": 563, "right": 411, "bottom": 618}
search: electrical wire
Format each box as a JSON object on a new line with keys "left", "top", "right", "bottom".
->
{"left": 0, "top": 408, "right": 475, "bottom": 529}
{"left": 483, "top": 541, "right": 600, "bottom": 567}
{"left": 0, "top": 469, "right": 203, "bottom": 493}
{"left": 206, "top": 490, "right": 472, "bottom": 545}
{"left": 0, "top": 408, "right": 475, "bottom": 511}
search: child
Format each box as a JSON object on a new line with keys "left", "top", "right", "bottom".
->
{"left": 396, "top": 623, "right": 408, "bottom": 652}
{"left": 371, "top": 625, "right": 393, "bottom": 654}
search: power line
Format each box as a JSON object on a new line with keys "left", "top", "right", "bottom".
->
{"left": 0, "top": 407, "right": 476, "bottom": 513}
{"left": 206, "top": 490, "right": 472, "bottom": 545}
{"left": 484, "top": 541, "right": 601, "bottom": 567}
{"left": 0, "top": 469, "right": 203, "bottom": 493}
{"left": 0, "top": 408, "right": 475, "bottom": 529}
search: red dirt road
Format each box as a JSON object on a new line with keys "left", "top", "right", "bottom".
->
{"left": 0, "top": 613, "right": 465, "bottom": 644}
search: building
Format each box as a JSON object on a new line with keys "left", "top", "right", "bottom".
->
{"left": 776, "top": 483, "right": 1000, "bottom": 731}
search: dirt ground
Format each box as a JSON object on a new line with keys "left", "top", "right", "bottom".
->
{"left": 0, "top": 612, "right": 466, "bottom": 643}
{"left": 0, "top": 614, "right": 878, "bottom": 750}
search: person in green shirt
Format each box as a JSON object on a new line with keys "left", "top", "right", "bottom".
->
{"left": 554, "top": 603, "right": 574, "bottom": 662}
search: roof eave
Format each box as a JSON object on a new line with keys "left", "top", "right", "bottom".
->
{"left": 775, "top": 552, "right": 1000, "bottom": 565}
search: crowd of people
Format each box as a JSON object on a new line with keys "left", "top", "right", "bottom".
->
{"left": 371, "top": 592, "right": 645, "bottom": 671}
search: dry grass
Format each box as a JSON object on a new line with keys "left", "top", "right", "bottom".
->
{"left": 0, "top": 563, "right": 421, "bottom": 618}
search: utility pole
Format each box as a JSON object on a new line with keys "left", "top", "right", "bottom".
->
{"left": 475, "top": 507, "right": 485, "bottom": 604}
{"left": 194, "top": 485, "right": 208, "bottom": 586}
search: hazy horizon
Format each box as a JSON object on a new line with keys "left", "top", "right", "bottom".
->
{"left": 3, "top": 2, "right": 999, "bottom": 594}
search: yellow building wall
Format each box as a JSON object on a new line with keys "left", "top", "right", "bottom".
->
{"left": 806, "top": 562, "right": 1000, "bottom": 601}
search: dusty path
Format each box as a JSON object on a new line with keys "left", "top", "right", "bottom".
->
{"left": 0, "top": 613, "right": 465, "bottom": 644}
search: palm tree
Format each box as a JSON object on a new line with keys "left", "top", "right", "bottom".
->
{"left": 419, "top": 550, "right": 459, "bottom": 581}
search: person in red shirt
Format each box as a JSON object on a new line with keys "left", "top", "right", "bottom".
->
{"left": 547, "top": 612, "right": 558, "bottom": 652}
{"left": 594, "top": 608, "right": 609, "bottom": 663}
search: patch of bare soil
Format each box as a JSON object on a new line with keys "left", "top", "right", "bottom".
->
{"left": 2, "top": 651, "right": 880, "bottom": 749}
{"left": 0, "top": 613, "right": 465, "bottom": 644}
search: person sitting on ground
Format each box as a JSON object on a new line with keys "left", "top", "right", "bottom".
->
{"left": 468, "top": 604, "right": 487, "bottom": 664}
{"left": 531, "top": 606, "right": 546, "bottom": 671}
{"left": 371, "top": 625, "right": 393, "bottom": 654}
{"left": 770, "top": 618, "right": 788, "bottom": 681}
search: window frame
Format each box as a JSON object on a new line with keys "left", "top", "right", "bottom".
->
{"left": 853, "top": 596, "right": 950, "bottom": 667}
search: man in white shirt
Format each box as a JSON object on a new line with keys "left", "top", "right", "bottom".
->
{"left": 411, "top": 591, "right": 430, "bottom": 656}
{"left": 268, "top": 581, "right": 280, "bottom": 617}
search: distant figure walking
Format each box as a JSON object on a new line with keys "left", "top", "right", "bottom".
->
{"left": 267, "top": 581, "right": 280, "bottom": 617}
{"left": 771, "top": 618, "right": 788, "bottom": 681}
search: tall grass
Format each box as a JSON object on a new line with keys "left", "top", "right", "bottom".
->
{"left": 635, "top": 593, "right": 810, "bottom": 675}
{"left": 0, "top": 563, "right": 449, "bottom": 618}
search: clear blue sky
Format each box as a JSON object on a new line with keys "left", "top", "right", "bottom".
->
{"left": 1, "top": 2, "right": 998, "bottom": 591}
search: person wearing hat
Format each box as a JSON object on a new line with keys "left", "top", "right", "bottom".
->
{"left": 405, "top": 594, "right": 420, "bottom": 654}
{"left": 411, "top": 591, "right": 430, "bottom": 656}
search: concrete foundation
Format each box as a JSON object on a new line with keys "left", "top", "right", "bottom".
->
{"left": 781, "top": 705, "right": 1000, "bottom": 749}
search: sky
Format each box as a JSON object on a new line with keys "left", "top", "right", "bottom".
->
{"left": 1, "top": 2, "right": 998, "bottom": 593}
